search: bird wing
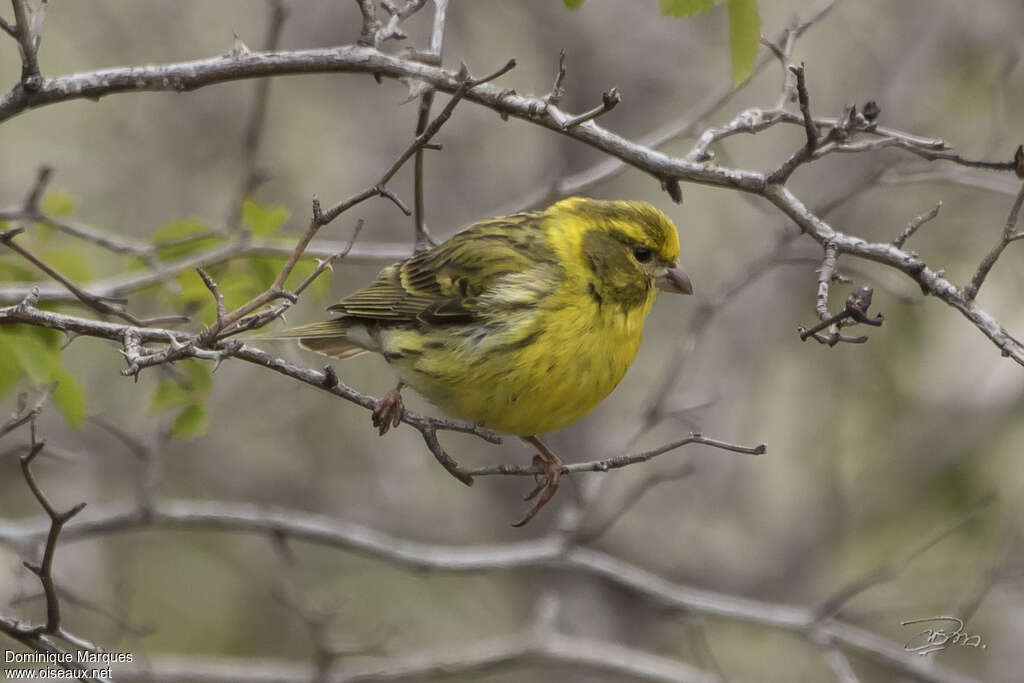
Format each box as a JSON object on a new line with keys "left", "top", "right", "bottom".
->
{"left": 328, "top": 212, "right": 560, "bottom": 325}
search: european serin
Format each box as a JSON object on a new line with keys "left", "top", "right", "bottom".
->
{"left": 270, "top": 197, "right": 692, "bottom": 525}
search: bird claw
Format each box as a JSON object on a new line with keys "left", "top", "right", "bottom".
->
{"left": 522, "top": 455, "right": 546, "bottom": 501}
{"left": 512, "top": 448, "right": 563, "bottom": 527}
{"left": 372, "top": 382, "right": 405, "bottom": 436}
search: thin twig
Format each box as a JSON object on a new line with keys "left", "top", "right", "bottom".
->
{"left": 195, "top": 267, "right": 227, "bottom": 322}
{"left": 963, "top": 181, "right": 1024, "bottom": 301}
{"left": 0, "top": 498, "right": 983, "bottom": 683}
{"left": 893, "top": 201, "right": 942, "bottom": 248}
{"left": 0, "top": 385, "right": 54, "bottom": 439}
{"left": 10, "top": 0, "right": 43, "bottom": 89}
{"left": 227, "top": 0, "right": 288, "bottom": 231}
{"left": 20, "top": 429, "right": 88, "bottom": 633}
{"left": 559, "top": 88, "right": 621, "bottom": 130}
{"left": 465, "top": 433, "right": 764, "bottom": 478}
{"left": 814, "top": 496, "right": 993, "bottom": 620}
{"left": 0, "top": 227, "right": 179, "bottom": 327}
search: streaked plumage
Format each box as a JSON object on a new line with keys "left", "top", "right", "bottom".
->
{"left": 274, "top": 197, "right": 691, "bottom": 436}
{"left": 264, "top": 197, "right": 692, "bottom": 525}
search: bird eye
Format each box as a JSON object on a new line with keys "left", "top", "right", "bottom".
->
{"left": 632, "top": 247, "right": 653, "bottom": 263}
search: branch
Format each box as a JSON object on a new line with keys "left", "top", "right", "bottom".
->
{"left": 813, "top": 496, "right": 993, "bottom": 621}
{"left": 0, "top": 385, "right": 53, "bottom": 439}
{"left": 0, "top": 499, "right": 981, "bottom": 683}
{"left": 963, "top": 180, "right": 1024, "bottom": 301}
{"left": 190, "top": 60, "right": 517, "bottom": 344}
{"left": 0, "top": 227, "right": 184, "bottom": 327}
{"left": 408, "top": 0, "right": 450, "bottom": 253}
{"left": 110, "top": 633, "right": 721, "bottom": 683}
{"left": 799, "top": 283, "right": 883, "bottom": 345}
{"left": 0, "top": 300, "right": 500, "bottom": 446}
{"left": 0, "top": 236, "right": 412, "bottom": 305}
{"left": 763, "top": 183, "right": 1024, "bottom": 364}
{"left": 555, "top": 87, "right": 621, "bottom": 130}
{"left": 0, "top": 397, "right": 108, "bottom": 683}
{"left": 19, "top": 434, "right": 88, "bottom": 633}
{"left": 464, "top": 433, "right": 764, "bottom": 477}
{"left": 10, "top": 0, "right": 43, "bottom": 90}
{"left": 893, "top": 201, "right": 942, "bottom": 249}
{"left": 226, "top": 0, "right": 288, "bottom": 231}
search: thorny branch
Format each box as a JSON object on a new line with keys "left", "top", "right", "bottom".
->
{"left": 0, "top": 24, "right": 1019, "bottom": 361}
{"left": 0, "top": 3, "right": 1019, "bottom": 680}
{"left": 0, "top": 168, "right": 186, "bottom": 327}
{"left": 194, "top": 58, "right": 516, "bottom": 346}
{"left": 0, "top": 396, "right": 108, "bottom": 683}
{"left": 0, "top": 497, "right": 982, "bottom": 683}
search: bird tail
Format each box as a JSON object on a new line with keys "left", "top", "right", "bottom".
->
{"left": 252, "top": 320, "right": 368, "bottom": 359}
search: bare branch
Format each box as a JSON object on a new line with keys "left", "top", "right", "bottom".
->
{"left": 226, "top": 0, "right": 289, "bottom": 231}
{"left": 20, "top": 434, "right": 88, "bottom": 633}
{"left": 0, "top": 401, "right": 107, "bottom": 682}
{"left": 465, "top": 432, "right": 764, "bottom": 478}
{"left": 963, "top": 180, "right": 1024, "bottom": 301}
{"left": 0, "top": 301, "right": 500, "bottom": 446}
{"left": 814, "top": 496, "right": 993, "bottom": 621}
{"left": 196, "top": 266, "right": 227, "bottom": 323}
{"left": 792, "top": 63, "right": 818, "bottom": 150}
{"left": 0, "top": 385, "right": 53, "bottom": 439}
{"left": 0, "top": 226, "right": 185, "bottom": 327}
{"left": 816, "top": 242, "right": 839, "bottom": 321}
{"left": 10, "top": 0, "right": 43, "bottom": 90}
{"left": 799, "top": 283, "right": 883, "bottom": 344}
{"left": 822, "top": 647, "right": 862, "bottom": 683}
{"left": 763, "top": 183, "right": 1024, "bottom": 364}
{"left": 0, "top": 14, "right": 16, "bottom": 37}
{"left": 893, "top": 201, "right": 942, "bottom": 248}
{"left": 0, "top": 498, "right": 982, "bottom": 683}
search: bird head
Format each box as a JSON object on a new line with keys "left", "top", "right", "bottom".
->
{"left": 549, "top": 197, "right": 693, "bottom": 310}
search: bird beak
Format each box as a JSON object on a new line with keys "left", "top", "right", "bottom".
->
{"left": 655, "top": 265, "right": 693, "bottom": 295}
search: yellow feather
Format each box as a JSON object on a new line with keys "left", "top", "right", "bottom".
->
{"left": 272, "top": 197, "right": 688, "bottom": 436}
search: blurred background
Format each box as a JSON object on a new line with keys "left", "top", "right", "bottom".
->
{"left": 2, "top": 0, "right": 1024, "bottom": 681}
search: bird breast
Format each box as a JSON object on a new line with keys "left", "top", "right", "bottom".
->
{"left": 380, "top": 282, "right": 654, "bottom": 436}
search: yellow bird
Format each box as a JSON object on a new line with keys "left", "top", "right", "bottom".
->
{"left": 271, "top": 197, "right": 692, "bottom": 525}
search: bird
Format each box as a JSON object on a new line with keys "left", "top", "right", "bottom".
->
{"left": 265, "top": 197, "right": 692, "bottom": 526}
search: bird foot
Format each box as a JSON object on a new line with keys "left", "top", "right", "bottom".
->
{"left": 372, "top": 381, "right": 406, "bottom": 436}
{"left": 512, "top": 438, "right": 564, "bottom": 527}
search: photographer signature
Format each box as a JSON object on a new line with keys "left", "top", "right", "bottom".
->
{"left": 902, "top": 616, "right": 986, "bottom": 655}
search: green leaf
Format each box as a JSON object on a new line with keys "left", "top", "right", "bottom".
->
{"left": 41, "top": 191, "right": 75, "bottom": 217}
{"left": 4, "top": 329, "right": 57, "bottom": 385}
{"left": 242, "top": 199, "right": 290, "bottom": 237}
{"left": 659, "top": 0, "right": 713, "bottom": 16}
{"left": 217, "top": 269, "right": 264, "bottom": 312}
{"left": 42, "top": 248, "right": 93, "bottom": 283}
{"left": 0, "top": 256, "right": 39, "bottom": 282}
{"left": 563, "top": 0, "right": 584, "bottom": 9}
{"left": 727, "top": 0, "right": 761, "bottom": 85}
{"left": 150, "top": 380, "right": 193, "bottom": 414}
{"left": 26, "top": 326, "right": 63, "bottom": 350}
{"left": 287, "top": 258, "right": 330, "bottom": 301}
{"left": 51, "top": 367, "right": 86, "bottom": 429}
{"left": 172, "top": 403, "right": 208, "bottom": 439}
{"left": 0, "top": 336, "right": 22, "bottom": 399}
{"left": 181, "top": 360, "right": 212, "bottom": 398}
{"left": 244, "top": 254, "right": 285, "bottom": 290}
{"left": 152, "top": 218, "right": 223, "bottom": 260}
